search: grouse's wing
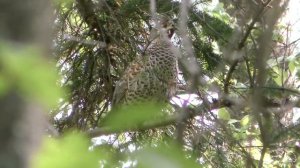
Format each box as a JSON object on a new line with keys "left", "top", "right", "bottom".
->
{"left": 112, "top": 56, "right": 146, "bottom": 106}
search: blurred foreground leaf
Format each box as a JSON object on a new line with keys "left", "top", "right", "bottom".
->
{"left": 103, "top": 102, "right": 167, "bottom": 131}
{"left": 135, "top": 143, "right": 202, "bottom": 168}
{"left": 32, "top": 133, "right": 101, "bottom": 168}
{"left": 0, "top": 42, "right": 63, "bottom": 107}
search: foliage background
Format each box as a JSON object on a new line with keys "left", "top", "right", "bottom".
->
{"left": 1, "top": 0, "right": 300, "bottom": 168}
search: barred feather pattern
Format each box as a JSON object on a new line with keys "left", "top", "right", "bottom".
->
{"left": 112, "top": 38, "right": 177, "bottom": 107}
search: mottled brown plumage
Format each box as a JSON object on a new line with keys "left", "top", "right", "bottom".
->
{"left": 112, "top": 16, "right": 177, "bottom": 107}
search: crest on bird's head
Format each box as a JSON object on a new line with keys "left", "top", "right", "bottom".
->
{"left": 149, "top": 14, "right": 175, "bottom": 41}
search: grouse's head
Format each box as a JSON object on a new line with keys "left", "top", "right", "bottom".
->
{"left": 149, "top": 15, "right": 175, "bottom": 41}
{"left": 159, "top": 15, "right": 175, "bottom": 38}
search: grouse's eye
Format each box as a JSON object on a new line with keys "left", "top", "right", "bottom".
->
{"left": 162, "top": 23, "right": 168, "bottom": 28}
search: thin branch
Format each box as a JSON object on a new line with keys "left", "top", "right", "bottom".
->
{"left": 258, "top": 146, "right": 267, "bottom": 168}
{"left": 63, "top": 34, "right": 107, "bottom": 48}
{"left": 224, "top": 60, "right": 239, "bottom": 94}
{"left": 244, "top": 56, "right": 254, "bottom": 88}
{"left": 223, "top": 0, "right": 273, "bottom": 94}
{"left": 238, "top": 0, "right": 272, "bottom": 49}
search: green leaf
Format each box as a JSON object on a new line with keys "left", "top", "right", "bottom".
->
{"left": 135, "top": 143, "right": 202, "bottom": 168}
{"left": 0, "top": 74, "right": 10, "bottom": 96}
{"left": 240, "top": 115, "right": 250, "bottom": 127}
{"left": 218, "top": 108, "right": 230, "bottom": 120}
{"left": 103, "top": 102, "right": 166, "bottom": 131}
{"left": 288, "top": 61, "right": 296, "bottom": 73}
{"left": 32, "top": 133, "right": 102, "bottom": 168}
{"left": 233, "top": 131, "right": 246, "bottom": 140}
{"left": 228, "top": 119, "right": 239, "bottom": 125}
{"left": 272, "top": 66, "right": 287, "bottom": 86}
{"left": 0, "top": 43, "right": 64, "bottom": 108}
{"left": 53, "top": 0, "right": 74, "bottom": 6}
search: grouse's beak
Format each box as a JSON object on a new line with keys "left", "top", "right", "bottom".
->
{"left": 167, "top": 28, "right": 175, "bottom": 38}
{"left": 166, "top": 24, "right": 175, "bottom": 38}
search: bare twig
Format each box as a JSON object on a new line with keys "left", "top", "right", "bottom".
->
{"left": 224, "top": 0, "right": 273, "bottom": 94}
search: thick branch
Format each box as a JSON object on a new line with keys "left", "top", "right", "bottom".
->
{"left": 87, "top": 96, "right": 300, "bottom": 138}
{"left": 87, "top": 100, "right": 222, "bottom": 138}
